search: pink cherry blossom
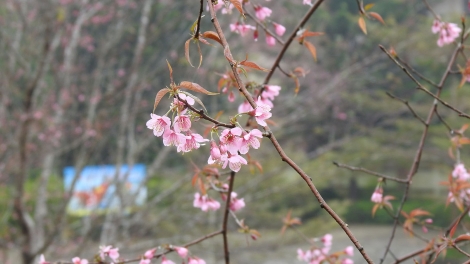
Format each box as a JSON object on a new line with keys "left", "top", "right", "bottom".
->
{"left": 371, "top": 187, "right": 383, "bottom": 203}
{"left": 161, "top": 256, "right": 175, "bottom": 264}
{"left": 188, "top": 257, "right": 206, "bottom": 264}
{"left": 258, "top": 96, "right": 273, "bottom": 108}
{"left": 99, "top": 245, "right": 119, "bottom": 261}
{"left": 272, "top": 22, "right": 286, "bottom": 36}
{"left": 322, "top": 234, "right": 333, "bottom": 247}
{"left": 422, "top": 225, "right": 429, "bottom": 233}
{"left": 172, "top": 94, "right": 194, "bottom": 114}
{"left": 162, "top": 129, "right": 186, "bottom": 147}
{"left": 144, "top": 248, "right": 157, "bottom": 259}
{"left": 452, "top": 163, "right": 470, "bottom": 181}
{"left": 303, "top": 0, "right": 313, "bottom": 6}
{"left": 72, "top": 257, "right": 89, "bottom": 264}
{"left": 239, "top": 129, "right": 263, "bottom": 154}
{"left": 425, "top": 218, "right": 433, "bottom": 224}
{"left": 177, "top": 133, "right": 208, "bottom": 153}
{"left": 228, "top": 192, "right": 245, "bottom": 211}
{"left": 297, "top": 249, "right": 312, "bottom": 262}
{"left": 39, "top": 255, "right": 50, "bottom": 264}
{"left": 140, "top": 258, "right": 151, "bottom": 264}
{"left": 262, "top": 85, "right": 281, "bottom": 100}
{"left": 208, "top": 141, "right": 222, "bottom": 163}
{"left": 222, "top": 153, "right": 248, "bottom": 172}
{"left": 193, "top": 193, "right": 220, "bottom": 211}
{"left": 230, "top": 22, "right": 256, "bottom": 37}
{"left": 432, "top": 20, "right": 442, "bottom": 34}
{"left": 344, "top": 246, "right": 354, "bottom": 256}
{"left": 342, "top": 258, "right": 354, "bottom": 264}
{"left": 251, "top": 97, "right": 272, "bottom": 126}
{"left": 174, "top": 246, "right": 188, "bottom": 258}
{"left": 431, "top": 20, "right": 461, "bottom": 47}
{"left": 265, "top": 33, "right": 276, "bottom": 46}
{"left": 253, "top": 29, "right": 259, "bottom": 41}
{"left": 220, "top": 127, "right": 243, "bottom": 154}
{"left": 173, "top": 115, "right": 191, "bottom": 132}
{"left": 254, "top": 5, "right": 272, "bottom": 21}
{"left": 238, "top": 101, "right": 254, "bottom": 114}
{"left": 146, "top": 114, "right": 171, "bottom": 137}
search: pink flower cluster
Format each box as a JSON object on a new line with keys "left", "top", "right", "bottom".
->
{"left": 447, "top": 163, "right": 470, "bottom": 207}
{"left": 193, "top": 192, "right": 221, "bottom": 211}
{"left": 146, "top": 94, "right": 208, "bottom": 153}
{"left": 431, "top": 19, "right": 461, "bottom": 47}
{"left": 297, "top": 234, "right": 354, "bottom": 264}
{"left": 140, "top": 246, "right": 206, "bottom": 264}
{"left": 230, "top": 22, "right": 256, "bottom": 37}
{"left": 193, "top": 190, "right": 246, "bottom": 213}
{"left": 208, "top": 127, "right": 263, "bottom": 172}
{"left": 370, "top": 186, "right": 383, "bottom": 203}
{"left": 239, "top": 84, "right": 281, "bottom": 125}
{"left": 222, "top": 191, "right": 246, "bottom": 212}
{"left": 452, "top": 163, "right": 470, "bottom": 181}
{"left": 99, "top": 245, "right": 120, "bottom": 262}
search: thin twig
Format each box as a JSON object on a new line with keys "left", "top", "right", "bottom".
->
{"left": 194, "top": 0, "right": 204, "bottom": 39}
{"left": 176, "top": 95, "right": 235, "bottom": 128}
{"left": 422, "top": 0, "right": 439, "bottom": 20}
{"left": 333, "top": 162, "right": 408, "bottom": 183}
{"left": 454, "top": 245, "right": 470, "bottom": 258}
{"left": 207, "top": 1, "right": 374, "bottom": 263}
{"left": 245, "top": 12, "right": 285, "bottom": 45}
{"left": 416, "top": 85, "right": 470, "bottom": 119}
{"left": 395, "top": 56, "right": 439, "bottom": 87}
{"left": 263, "top": 0, "right": 324, "bottom": 85}
{"left": 380, "top": 45, "right": 470, "bottom": 119}
{"left": 386, "top": 92, "right": 427, "bottom": 126}
{"left": 52, "top": 230, "right": 223, "bottom": 264}
{"left": 434, "top": 106, "right": 453, "bottom": 133}
{"left": 379, "top": 39, "right": 462, "bottom": 263}
{"left": 222, "top": 171, "right": 236, "bottom": 264}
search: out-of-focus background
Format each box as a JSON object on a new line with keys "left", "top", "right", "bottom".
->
{"left": 1, "top": 0, "right": 470, "bottom": 263}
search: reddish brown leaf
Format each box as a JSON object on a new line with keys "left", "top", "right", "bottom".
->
{"left": 153, "top": 88, "right": 170, "bottom": 112}
{"left": 459, "top": 73, "right": 467, "bottom": 89}
{"left": 191, "top": 172, "right": 199, "bottom": 187}
{"left": 198, "top": 178, "right": 206, "bottom": 195}
{"left": 403, "top": 219, "right": 414, "bottom": 236}
{"left": 372, "top": 203, "right": 380, "bottom": 217}
{"left": 302, "top": 31, "right": 324, "bottom": 38}
{"left": 293, "top": 67, "right": 307, "bottom": 77}
{"left": 230, "top": 0, "right": 244, "bottom": 17}
{"left": 166, "top": 60, "right": 174, "bottom": 84}
{"left": 202, "top": 31, "right": 223, "bottom": 45}
{"left": 455, "top": 234, "right": 470, "bottom": 242}
{"left": 304, "top": 40, "right": 317, "bottom": 62}
{"left": 179, "top": 81, "right": 218, "bottom": 95}
{"left": 185, "top": 38, "right": 194, "bottom": 67}
{"left": 409, "top": 209, "right": 431, "bottom": 218}
{"left": 358, "top": 16, "right": 367, "bottom": 34}
{"left": 253, "top": 161, "right": 263, "bottom": 173}
{"left": 239, "top": 60, "right": 270, "bottom": 72}
{"left": 448, "top": 147, "right": 455, "bottom": 159}
{"left": 400, "top": 210, "right": 409, "bottom": 219}
{"left": 459, "top": 137, "right": 470, "bottom": 145}
{"left": 293, "top": 76, "right": 300, "bottom": 95}
{"left": 196, "top": 40, "right": 203, "bottom": 68}
{"left": 449, "top": 211, "right": 466, "bottom": 238}
{"left": 198, "top": 37, "right": 211, "bottom": 46}
{"left": 369, "top": 12, "right": 385, "bottom": 24}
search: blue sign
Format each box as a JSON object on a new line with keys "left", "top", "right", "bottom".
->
{"left": 63, "top": 164, "right": 147, "bottom": 216}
